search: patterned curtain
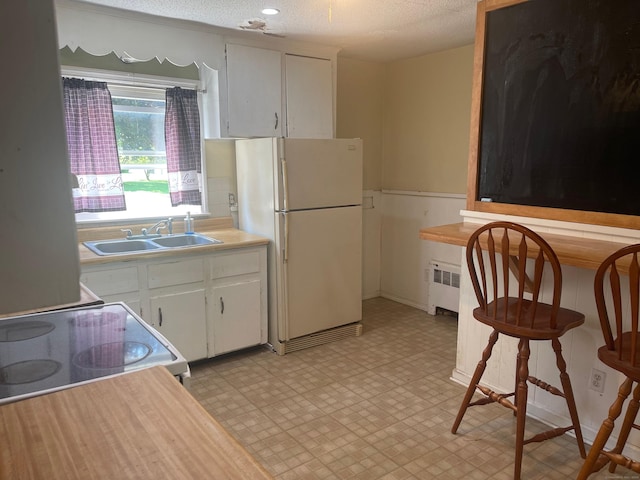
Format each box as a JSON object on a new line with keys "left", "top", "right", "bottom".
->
{"left": 165, "top": 87, "right": 202, "bottom": 206}
{"left": 62, "top": 78, "right": 126, "bottom": 212}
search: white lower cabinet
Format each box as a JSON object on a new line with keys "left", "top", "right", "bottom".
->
{"left": 80, "top": 266, "right": 141, "bottom": 315}
{"left": 210, "top": 280, "right": 261, "bottom": 355}
{"left": 80, "top": 245, "right": 267, "bottom": 362}
{"left": 149, "top": 289, "right": 207, "bottom": 362}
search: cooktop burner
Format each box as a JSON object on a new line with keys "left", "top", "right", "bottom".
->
{"left": 73, "top": 341, "right": 152, "bottom": 369}
{"left": 0, "top": 320, "right": 55, "bottom": 342}
{"left": 0, "top": 359, "right": 61, "bottom": 385}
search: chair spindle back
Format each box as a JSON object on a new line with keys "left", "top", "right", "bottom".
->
{"left": 595, "top": 245, "right": 640, "bottom": 367}
{"left": 466, "top": 222, "right": 563, "bottom": 329}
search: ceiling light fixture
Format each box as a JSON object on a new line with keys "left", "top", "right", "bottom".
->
{"left": 261, "top": 8, "right": 280, "bottom": 15}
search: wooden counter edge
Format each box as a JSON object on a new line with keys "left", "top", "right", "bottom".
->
{"left": 420, "top": 222, "right": 637, "bottom": 272}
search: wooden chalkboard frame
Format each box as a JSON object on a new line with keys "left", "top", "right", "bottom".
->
{"left": 467, "top": 0, "right": 640, "bottom": 230}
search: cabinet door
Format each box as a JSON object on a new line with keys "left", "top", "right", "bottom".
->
{"left": 81, "top": 266, "right": 141, "bottom": 315}
{"left": 150, "top": 289, "right": 207, "bottom": 362}
{"left": 210, "top": 280, "right": 261, "bottom": 356}
{"left": 285, "top": 54, "right": 333, "bottom": 138}
{"left": 226, "top": 44, "right": 282, "bottom": 137}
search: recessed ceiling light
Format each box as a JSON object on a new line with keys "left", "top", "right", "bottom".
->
{"left": 261, "top": 8, "right": 280, "bottom": 15}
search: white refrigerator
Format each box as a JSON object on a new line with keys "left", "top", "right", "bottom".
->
{"left": 236, "top": 137, "right": 363, "bottom": 354}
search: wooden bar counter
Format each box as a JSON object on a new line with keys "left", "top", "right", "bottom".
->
{"left": 420, "top": 222, "right": 636, "bottom": 272}
{"left": 0, "top": 366, "right": 273, "bottom": 480}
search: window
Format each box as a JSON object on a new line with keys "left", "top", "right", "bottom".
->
{"left": 63, "top": 69, "right": 205, "bottom": 223}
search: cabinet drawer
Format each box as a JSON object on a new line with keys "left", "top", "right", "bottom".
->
{"left": 211, "top": 251, "right": 260, "bottom": 279}
{"left": 80, "top": 267, "right": 139, "bottom": 296}
{"left": 147, "top": 258, "right": 204, "bottom": 289}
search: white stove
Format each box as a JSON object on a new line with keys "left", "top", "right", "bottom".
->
{"left": 0, "top": 302, "right": 190, "bottom": 405}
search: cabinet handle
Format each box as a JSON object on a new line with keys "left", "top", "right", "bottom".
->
{"left": 158, "top": 307, "right": 163, "bottom": 327}
{"left": 274, "top": 112, "right": 279, "bottom": 130}
{"left": 220, "top": 297, "right": 224, "bottom": 315}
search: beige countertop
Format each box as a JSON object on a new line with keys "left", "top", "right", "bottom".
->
{"left": 77, "top": 217, "right": 269, "bottom": 266}
{"left": 0, "top": 366, "right": 274, "bottom": 480}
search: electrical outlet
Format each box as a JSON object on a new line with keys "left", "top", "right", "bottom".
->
{"left": 590, "top": 368, "right": 606, "bottom": 393}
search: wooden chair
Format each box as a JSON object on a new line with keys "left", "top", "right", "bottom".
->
{"left": 578, "top": 244, "right": 640, "bottom": 479}
{"left": 451, "top": 221, "right": 586, "bottom": 479}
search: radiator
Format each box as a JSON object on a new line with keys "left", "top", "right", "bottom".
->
{"left": 427, "top": 261, "right": 461, "bottom": 315}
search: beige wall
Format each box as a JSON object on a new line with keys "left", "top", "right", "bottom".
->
{"left": 336, "top": 57, "right": 385, "bottom": 191}
{"left": 337, "top": 45, "right": 474, "bottom": 195}
{"left": 383, "top": 44, "right": 474, "bottom": 193}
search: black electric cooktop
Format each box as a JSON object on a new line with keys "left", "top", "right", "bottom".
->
{"left": 0, "top": 303, "right": 188, "bottom": 405}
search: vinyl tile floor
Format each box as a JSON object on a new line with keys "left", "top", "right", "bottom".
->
{"left": 190, "top": 297, "right": 615, "bottom": 479}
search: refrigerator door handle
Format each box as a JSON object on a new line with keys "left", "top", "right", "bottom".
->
{"left": 280, "top": 158, "right": 289, "bottom": 212}
{"left": 283, "top": 212, "right": 289, "bottom": 263}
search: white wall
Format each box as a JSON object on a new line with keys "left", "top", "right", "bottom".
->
{"left": 378, "top": 191, "right": 466, "bottom": 310}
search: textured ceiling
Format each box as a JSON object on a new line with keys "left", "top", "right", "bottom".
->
{"left": 68, "top": 0, "right": 478, "bottom": 62}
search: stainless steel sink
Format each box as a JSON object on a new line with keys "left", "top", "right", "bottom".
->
{"left": 151, "top": 234, "right": 221, "bottom": 248}
{"left": 84, "top": 233, "right": 222, "bottom": 256}
{"left": 84, "top": 239, "right": 161, "bottom": 255}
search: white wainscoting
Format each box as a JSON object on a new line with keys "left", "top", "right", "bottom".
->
{"left": 372, "top": 190, "right": 466, "bottom": 310}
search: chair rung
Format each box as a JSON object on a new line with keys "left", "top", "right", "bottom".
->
{"left": 602, "top": 451, "right": 640, "bottom": 474}
{"left": 528, "top": 375, "right": 565, "bottom": 398}
{"left": 523, "top": 425, "right": 573, "bottom": 445}
{"left": 476, "top": 385, "right": 517, "bottom": 412}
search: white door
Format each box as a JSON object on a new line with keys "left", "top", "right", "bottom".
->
{"left": 210, "top": 280, "right": 262, "bottom": 355}
{"left": 285, "top": 54, "right": 333, "bottom": 138}
{"left": 226, "top": 44, "right": 282, "bottom": 138}
{"left": 276, "top": 138, "right": 363, "bottom": 211}
{"left": 277, "top": 206, "right": 362, "bottom": 340}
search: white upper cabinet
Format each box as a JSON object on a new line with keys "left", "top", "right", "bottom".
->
{"left": 226, "top": 44, "right": 282, "bottom": 138}
{"left": 225, "top": 44, "right": 334, "bottom": 138}
{"left": 285, "top": 54, "right": 333, "bottom": 138}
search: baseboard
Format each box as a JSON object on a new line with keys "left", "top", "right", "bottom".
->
{"left": 379, "top": 292, "right": 428, "bottom": 312}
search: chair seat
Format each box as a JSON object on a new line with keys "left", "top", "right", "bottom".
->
{"left": 474, "top": 297, "right": 585, "bottom": 340}
{"left": 598, "top": 333, "right": 640, "bottom": 382}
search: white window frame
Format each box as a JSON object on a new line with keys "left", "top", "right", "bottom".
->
{"left": 60, "top": 66, "right": 208, "bottom": 225}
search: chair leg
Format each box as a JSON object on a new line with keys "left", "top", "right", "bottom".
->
{"left": 451, "top": 329, "right": 499, "bottom": 434}
{"left": 514, "top": 351, "right": 521, "bottom": 417}
{"left": 608, "top": 381, "right": 640, "bottom": 473}
{"left": 514, "top": 338, "right": 530, "bottom": 480}
{"left": 577, "top": 377, "right": 634, "bottom": 480}
{"left": 551, "top": 337, "right": 586, "bottom": 458}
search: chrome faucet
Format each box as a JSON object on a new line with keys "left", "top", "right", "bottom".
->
{"left": 145, "top": 218, "right": 173, "bottom": 236}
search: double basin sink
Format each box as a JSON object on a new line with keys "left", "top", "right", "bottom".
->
{"left": 84, "top": 233, "right": 222, "bottom": 256}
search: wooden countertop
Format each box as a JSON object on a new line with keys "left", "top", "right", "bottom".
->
{"left": 0, "top": 366, "right": 273, "bottom": 480}
{"left": 420, "top": 222, "right": 636, "bottom": 272}
{"left": 78, "top": 217, "right": 269, "bottom": 266}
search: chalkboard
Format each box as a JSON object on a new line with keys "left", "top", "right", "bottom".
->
{"left": 477, "top": 0, "right": 640, "bottom": 216}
